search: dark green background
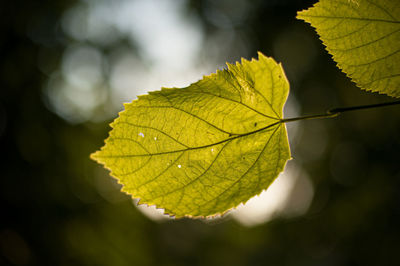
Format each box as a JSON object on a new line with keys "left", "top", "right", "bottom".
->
{"left": 1, "top": 0, "right": 399, "bottom": 265}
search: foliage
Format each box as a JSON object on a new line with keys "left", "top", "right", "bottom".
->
{"left": 5, "top": 0, "right": 400, "bottom": 264}
{"left": 92, "top": 0, "right": 399, "bottom": 218}
{"left": 91, "top": 53, "right": 290, "bottom": 217}
{"left": 297, "top": 0, "right": 400, "bottom": 97}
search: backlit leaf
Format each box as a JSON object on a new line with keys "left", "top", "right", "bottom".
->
{"left": 298, "top": 0, "right": 400, "bottom": 97}
{"left": 91, "top": 52, "right": 291, "bottom": 218}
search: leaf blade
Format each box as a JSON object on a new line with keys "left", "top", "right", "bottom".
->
{"left": 91, "top": 52, "right": 291, "bottom": 218}
{"left": 297, "top": 0, "right": 400, "bottom": 97}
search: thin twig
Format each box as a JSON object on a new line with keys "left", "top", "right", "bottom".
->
{"left": 281, "top": 100, "right": 400, "bottom": 123}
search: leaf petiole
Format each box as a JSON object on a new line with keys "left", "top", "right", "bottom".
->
{"left": 281, "top": 100, "right": 400, "bottom": 123}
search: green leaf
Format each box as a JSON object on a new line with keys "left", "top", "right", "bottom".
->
{"left": 297, "top": 0, "right": 400, "bottom": 97}
{"left": 91, "top": 52, "right": 290, "bottom": 218}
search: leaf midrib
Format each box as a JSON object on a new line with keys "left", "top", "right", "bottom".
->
{"left": 96, "top": 121, "right": 282, "bottom": 158}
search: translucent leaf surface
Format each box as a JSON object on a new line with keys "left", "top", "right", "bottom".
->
{"left": 91, "top": 52, "right": 291, "bottom": 218}
{"left": 298, "top": 0, "right": 400, "bottom": 97}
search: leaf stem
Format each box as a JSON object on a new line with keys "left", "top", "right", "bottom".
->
{"left": 281, "top": 100, "right": 400, "bottom": 123}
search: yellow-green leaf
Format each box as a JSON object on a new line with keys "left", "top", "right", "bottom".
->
{"left": 297, "top": 0, "right": 400, "bottom": 97}
{"left": 91, "top": 52, "right": 290, "bottom": 218}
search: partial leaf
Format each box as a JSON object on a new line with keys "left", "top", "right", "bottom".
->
{"left": 298, "top": 0, "right": 400, "bottom": 97}
{"left": 91, "top": 52, "right": 290, "bottom": 218}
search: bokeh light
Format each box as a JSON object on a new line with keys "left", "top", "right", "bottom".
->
{"left": 3, "top": 0, "right": 400, "bottom": 265}
{"left": 231, "top": 162, "right": 314, "bottom": 226}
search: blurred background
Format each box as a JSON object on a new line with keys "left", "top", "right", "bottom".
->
{"left": 1, "top": 0, "right": 400, "bottom": 265}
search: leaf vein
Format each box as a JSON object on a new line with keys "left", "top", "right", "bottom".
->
{"left": 151, "top": 141, "right": 231, "bottom": 201}
{"left": 194, "top": 80, "right": 279, "bottom": 120}
{"left": 195, "top": 125, "right": 280, "bottom": 212}
{"left": 114, "top": 121, "right": 190, "bottom": 148}
{"left": 344, "top": 47, "right": 400, "bottom": 67}
{"left": 329, "top": 28, "right": 400, "bottom": 52}
{"left": 136, "top": 152, "right": 185, "bottom": 190}
{"left": 131, "top": 105, "right": 236, "bottom": 135}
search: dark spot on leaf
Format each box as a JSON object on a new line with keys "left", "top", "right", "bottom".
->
{"left": 254, "top": 122, "right": 257, "bottom": 127}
